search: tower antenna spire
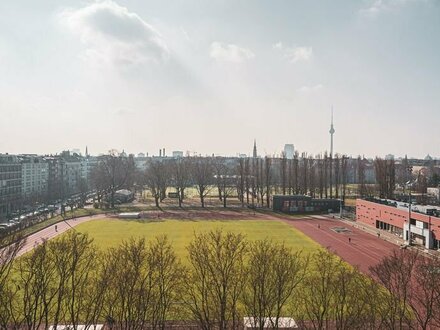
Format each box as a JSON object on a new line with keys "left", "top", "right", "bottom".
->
{"left": 329, "top": 106, "right": 335, "bottom": 158}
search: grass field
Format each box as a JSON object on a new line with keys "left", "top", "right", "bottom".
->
{"left": 75, "top": 218, "right": 321, "bottom": 259}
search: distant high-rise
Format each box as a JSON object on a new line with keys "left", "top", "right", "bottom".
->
{"left": 329, "top": 107, "right": 335, "bottom": 158}
{"left": 284, "top": 144, "right": 295, "bottom": 159}
{"left": 253, "top": 139, "right": 257, "bottom": 158}
{"left": 172, "top": 151, "right": 183, "bottom": 158}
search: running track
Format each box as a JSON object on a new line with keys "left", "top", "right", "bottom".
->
{"left": 15, "top": 214, "right": 106, "bottom": 257}
{"left": 281, "top": 215, "right": 398, "bottom": 274}
{"left": 10, "top": 212, "right": 398, "bottom": 275}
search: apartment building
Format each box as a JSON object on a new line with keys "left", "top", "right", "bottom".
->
{"left": 20, "top": 155, "right": 49, "bottom": 200}
{"left": 0, "top": 154, "right": 22, "bottom": 220}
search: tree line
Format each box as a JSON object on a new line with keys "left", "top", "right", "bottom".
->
{"left": 90, "top": 152, "right": 354, "bottom": 210}
{"left": 2, "top": 231, "right": 440, "bottom": 329}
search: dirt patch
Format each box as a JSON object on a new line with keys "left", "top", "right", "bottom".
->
{"left": 138, "top": 208, "right": 273, "bottom": 221}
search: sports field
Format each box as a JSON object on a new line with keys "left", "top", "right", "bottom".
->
{"left": 74, "top": 218, "right": 321, "bottom": 258}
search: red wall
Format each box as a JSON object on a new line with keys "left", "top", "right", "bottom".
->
{"left": 356, "top": 199, "right": 440, "bottom": 239}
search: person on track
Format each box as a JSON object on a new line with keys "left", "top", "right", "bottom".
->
{"left": 348, "top": 237, "right": 351, "bottom": 243}
{"left": 55, "top": 225, "right": 58, "bottom": 232}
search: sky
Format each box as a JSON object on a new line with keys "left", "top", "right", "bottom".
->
{"left": 0, "top": 0, "right": 439, "bottom": 158}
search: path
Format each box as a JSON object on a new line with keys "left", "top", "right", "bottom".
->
{"left": 281, "top": 215, "right": 398, "bottom": 274}
{"left": 16, "top": 214, "right": 107, "bottom": 257}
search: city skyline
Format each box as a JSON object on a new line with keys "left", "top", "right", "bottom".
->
{"left": 1, "top": 0, "right": 439, "bottom": 158}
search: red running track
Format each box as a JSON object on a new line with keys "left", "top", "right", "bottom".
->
{"left": 281, "top": 215, "right": 398, "bottom": 275}
{"left": 15, "top": 214, "right": 107, "bottom": 257}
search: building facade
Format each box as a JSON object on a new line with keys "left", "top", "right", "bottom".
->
{"left": 20, "top": 155, "right": 49, "bottom": 201}
{"left": 172, "top": 151, "right": 184, "bottom": 158}
{"left": 283, "top": 144, "right": 295, "bottom": 159}
{"left": 0, "top": 154, "right": 22, "bottom": 220}
{"left": 273, "top": 195, "right": 342, "bottom": 214}
{"left": 356, "top": 199, "right": 440, "bottom": 249}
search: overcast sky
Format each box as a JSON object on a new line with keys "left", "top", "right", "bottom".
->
{"left": 0, "top": 0, "right": 439, "bottom": 158}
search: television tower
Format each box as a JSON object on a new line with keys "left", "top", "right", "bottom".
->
{"left": 253, "top": 139, "right": 257, "bottom": 158}
{"left": 329, "top": 106, "right": 335, "bottom": 158}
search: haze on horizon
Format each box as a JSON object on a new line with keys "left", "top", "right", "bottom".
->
{"left": 0, "top": 0, "right": 439, "bottom": 159}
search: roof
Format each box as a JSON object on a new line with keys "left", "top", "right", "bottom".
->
{"left": 243, "top": 317, "right": 297, "bottom": 329}
{"left": 273, "top": 195, "right": 312, "bottom": 200}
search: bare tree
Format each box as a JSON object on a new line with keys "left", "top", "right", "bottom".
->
{"left": 265, "top": 157, "right": 272, "bottom": 208}
{"left": 243, "top": 240, "right": 308, "bottom": 329}
{"left": 91, "top": 150, "right": 135, "bottom": 208}
{"left": 185, "top": 229, "right": 247, "bottom": 330}
{"left": 191, "top": 157, "right": 214, "bottom": 208}
{"left": 372, "top": 250, "right": 440, "bottom": 330}
{"left": 409, "top": 254, "right": 440, "bottom": 329}
{"left": 334, "top": 154, "right": 340, "bottom": 199}
{"left": 370, "top": 249, "right": 416, "bottom": 329}
{"left": 374, "top": 157, "right": 396, "bottom": 199}
{"left": 299, "top": 250, "right": 340, "bottom": 329}
{"left": 63, "top": 232, "right": 97, "bottom": 330}
{"left": 244, "top": 158, "right": 251, "bottom": 205}
{"left": 301, "top": 153, "right": 308, "bottom": 195}
{"left": 18, "top": 240, "right": 55, "bottom": 330}
{"left": 293, "top": 152, "right": 299, "bottom": 194}
{"left": 288, "top": 159, "right": 293, "bottom": 195}
{"left": 357, "top": 156, "right": 366, "bottom": 198}
{"left": 144, "top": 159, "right": 169, "bottom": 207}
{"left": 298, "top": 249, "right": 375, "bottom": 330}
{"left": 90, "top": 163, "right": 109, "bottom": 205}
{"left": 341, "top": 155, "right": 348, "bottom": 202}
{"left": 214, "top": 160, "right": 236, "bottom": 208}
{"left": 171, "top": 158, "right": 191, "bottom": 207}
{"left": 257, "top": 158, "right": 266, "bottom": 207}
{"left": 308, "top": 156, "right": 316, "bottom": 197}
{"left": 280, "top": 154, "right": 287, "bottom": 195}
{"left": 317, "top": 154, "right": 324, "bottom": 198}
{"left": 102, "top": 238, "right": 153, "bottom": 330}
{"left": 148, "top": 236, "right": 186, "bottom": 330}
{"left": 324, "top": 152, "right": 329, "bottom": 198}
{"left": 329, "top": 153, "right": 333, "bottom": 199}
{"left": 237, "top": 158, "right": 246, "bottom": 206}
{"left": 249, "top": 157, "right": 261, "bottom": 207}
{"left": 0, "top": 234, "right": 25, "bottom": 328}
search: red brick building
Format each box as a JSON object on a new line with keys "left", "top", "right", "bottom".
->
{"left": 356, "top": 199, "right": 440, "bottom": 249}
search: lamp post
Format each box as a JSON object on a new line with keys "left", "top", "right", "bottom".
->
{"left": 339, "top": 199, "right": 343, "bottom": 219}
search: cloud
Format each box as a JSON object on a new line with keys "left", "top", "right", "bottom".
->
{"left": 359, "top": 0, "right": 429, "bottom": 17}
{"left": 272, "top": 41, "right": 283, "bottom": 50}
{"left": 360, "top": 0, "right": 387, "bottom": 16}
{"left": 209, "top": 42, "right": 255, "bottom": 63}
{"left": 297, "top": 84, "right": 323, "bottom": 94}
{"left": 273, "top": 42, "right": 313, "bottom": 63}
{"left": 180, "top": 27, "right": 191, "bottom": 42}
{"left": 59, "top": 0, "right": 169, "bottom": 66}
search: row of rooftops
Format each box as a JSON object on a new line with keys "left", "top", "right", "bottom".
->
{"left": 363, "top": 197, "right": 440, "bottom": 217}
{"left": 0, "top": 152, "right": 96, "bottom": 164}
